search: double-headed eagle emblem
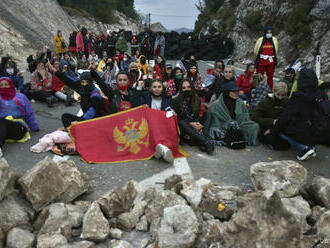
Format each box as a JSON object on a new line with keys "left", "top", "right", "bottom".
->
{"left": 113, "top": 118, "right": 149, "bottom": 154}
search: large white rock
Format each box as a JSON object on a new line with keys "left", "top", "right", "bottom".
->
{"left": 81, "top": 202, "right": 110, "bottom": 241}
{"left": 0, "top": 193, "right": 35, "bottom": 232}
{"left": 250, "top": 160, "right": 307, "bottom": 198}
{"left": 179, "top": 178, "right": 212, "bottom": 208}
{"left": 317, "top": 210, "right": 330, "bottom": 239}
{"left": 310, "top": 176, "right": 330, "bottom": 208}
{"left": 108, "top": 240, "right": 133, "bottom": 248}
{"left": 0, "top": 158, "right": 14, "bottom": 201}
{"left": 219, "top": 192, "right": 302, "bottom": 248}
{"left": 144, "top": 191, "right": 186, "bottom": 233}
{"left": 18, "top": 157, "right": 89, "bottom": 211}
{"left": 281, "top": 196, "right": 311, "bottom": 233}
{"left": 6, "top": 227, "right": 35, "bottom": 248}
{"left": 157, "top": 205, "right": 199, "bottom": 248}
{"left": 37, "top": 233, "right": 67, "bottom": 248}
{"left": 97, "top": 181, "right": 138, "bottom": 218}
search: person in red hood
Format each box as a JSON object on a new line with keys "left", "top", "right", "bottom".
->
{"left": 236, "top": 63, "right": 255, "bottom": 100}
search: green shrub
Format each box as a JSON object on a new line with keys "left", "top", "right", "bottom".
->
{"left": 219, "top": 7, "right": 237, "bottom": 31}
{"left": 245, "top": 10, "right": 263, "bottom": 33}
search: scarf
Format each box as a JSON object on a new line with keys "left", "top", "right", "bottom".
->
{"left": 0, "top": 77, "right": 16, "bottom": 100}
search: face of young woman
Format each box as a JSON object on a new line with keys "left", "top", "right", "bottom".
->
{"left": 0, "top": 80, "right": 10, "bottom": 88}
{"left": 54, "top": 61, "right": 60, "bottom": 70}
{"left": 37, "top": 63, "right": 45, "bottom": 71}
{"left": 117, "top": 74, "right": 129, "bottom": 87}
{"left": 181, "top": 81, "right": 191, "bottom": 91}
{"left": 224, "top": 68, "right": 234, "bottom": 80}
{"left": 151, "top": 82, "right": 163, "bottom": 96}
{"left": 166, "top": 68, "right": 172, "bottom": 75}
{"left": 190, "top": 66, "right": 197, "bottom": 74}
{"left": 157, "top": 56, "right": 162, "bottom": 64}
{"left": 274, "top": 91, "right": 287, "bottom": 100}
{"left": 248, "top": 65, "right": 255, "bottom": 73}
{"left": 229, "top": 90, "right": 239, "bottom": 99}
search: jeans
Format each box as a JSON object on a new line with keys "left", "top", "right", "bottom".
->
{"left": 279, "top": 133, "right": 308, "bottom": 152}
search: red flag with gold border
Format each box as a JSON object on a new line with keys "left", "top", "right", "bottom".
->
{"left": 68, "top": 106, "right": 188, "bottom": 163}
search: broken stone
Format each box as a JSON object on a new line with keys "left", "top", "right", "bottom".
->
{"left": 108, "top": 240, "right": 133, "bottom": 248}
{"left": 74, "top": 201, "right": 92, "bottom": 213}
{"left": 202, "top": 212, "right": 214, "bottom": 221}
{"left": 0, "top": 158, "right": 14, "bottom": 201}
{"left": 219, "top": 192, "right": 301, "bottom": 248}
{"left": 195, "top": 219, "right": 222, "bottom": 248}
{"left": 178, "top": 178, "right": 212, "bottom": 208}
{"left": 38, "top": 203, "right": 72, "bottom": 239}
{"left": 67, "top": 241, "right": 95, "bottom": 248}
{"left": 6, "top": 227, "right": 35, "bottom": 248}
{"left": 136, "top": 215, "right": 148, "bottom": 232}
{"left": 200, "top": 185, "right": 242, "bottom": 220}
{"left": 66, "top": 204, "right": 86, "bottom": 228}
{"left": 317, "top": 210, "right": 330, "bottom": 239}
{"left": 97, "top": 181, "right": 138, "bottom": 218}
{"left": 281, "top": 196, "right": 311, "bottom": 234}
{"left": 0, "top": 193, "right": 34, "bottom": 232}
{"left": 164, "top": 175, "right": 183, "bottom": 190}
{"left": 143, "top": 187, "right": 157, "bottom": 203}
{"left": 310, "top": 206, "right": 328, "bottom": 226}
{"left": 37, "top": 233, "right": 67, "bottom": 248}
{"left": 250, "top": 160, "right": 307, "bottom": 198}
{"left": 18, "top": 157, "right": 88, "bottom": 211}
{"left": 117, "top": 212, "right": 139, "bottom": 231}
{"left": 157, "top": 204, "right": 199, "bottom": 248}
{"left": 109, "top": 228, "right": 123, "bottom": 239}
{"left": 310, "top": 177, "right": 330, "bottom": 208}
{"left": 144, "top": 191, "right": 186, "bottom": 233}
{"left": 139, "top": 238, "right": 151, "bottom": 248}
{"left": 55, "top": 160, "right": 90, "bottom": 203}
{"left": 81, "top": 202, "right": 110, "bottom": 241}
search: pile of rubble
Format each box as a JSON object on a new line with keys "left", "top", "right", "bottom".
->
{"left": 1, "top": 157, "right": 330, "bottom": 248}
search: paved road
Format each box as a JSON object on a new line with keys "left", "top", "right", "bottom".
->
{"left": 4, "top": 60, "right": 330, "bottom": 201}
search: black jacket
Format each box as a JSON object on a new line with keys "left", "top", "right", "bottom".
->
{"left": 90, "top": 69, "right": 133, "bottom": 114}
{"left": 272, "top": 68, "right": 325, "bottom": 145}
{"left": 131, "top": 89, "right": 172, "bottom": 111}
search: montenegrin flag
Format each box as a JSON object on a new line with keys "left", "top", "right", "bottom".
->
{"left": 68, "top": 106, "right": 188, "bottom": 163}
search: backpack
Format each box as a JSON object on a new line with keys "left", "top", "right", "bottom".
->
{"left": 224, "top": 125, "right": 246, "bottom": 150}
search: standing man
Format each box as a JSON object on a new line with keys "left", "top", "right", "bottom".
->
{"left": 254, "top": 26, "right": 278, "bottom": 89}
{"left": 154, "top": 32, "right": 166, "bottom": 58}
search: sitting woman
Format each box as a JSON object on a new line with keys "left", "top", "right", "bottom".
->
{"left": 47, "top": 62, "right": 105, "bottom": 128}
{"left": 132, "top": 79, "right": 174, "bottom": 163}
{"left": 213, "top": 65, "right": 236, "bottom": 99}
{"left": 249, "top": 73, "right": 271, "bottom": 110}
{"left": 272, "top": 68, "right": 330, "bottom": 161}
{"left": 30, "top": 60, "right": 57, "bottom": 107}
{"left": 172, "top": 79, "right": 214, "bottom": 154}
{"left": 165, "top": 67, "right": 184, "bottom": 97}
{"left": 0, "top": 77, "right": 40, "bottom": 158}
{"left": 236, "top": 63, "right": 255, "bottom": 100}
{"left": 132, "top": 79, "right": 172, "bottom": 111}
{"left": 185, "top": 64, "right": 205, "bottom": 98}
{"left": 251, "top": 82, "right": 290, "bottom": 150}
{"left": 210, "top": 81, "right": 259, "bottom": 147}
{"left": 90, "top": 66, "right": 134, "bottom": 114}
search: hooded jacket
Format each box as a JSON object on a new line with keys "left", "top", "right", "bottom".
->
{"left": 0, "top": 77, "right": 39, "bottom": 131}
{"left": 54, "top": 34, "right": 66, "bottom": 54}
{"left": 272, "top": 68, "right": 325, "bottom": 145}
{"left": 138, "top": 55, "right": 148, "bottom": 75}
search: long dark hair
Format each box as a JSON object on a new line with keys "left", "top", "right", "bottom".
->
{"left": 186, "top": 64, "right": 199, "bottom": 82}
{"left": 177, "top": 79, "right": 200, "bottom": 115}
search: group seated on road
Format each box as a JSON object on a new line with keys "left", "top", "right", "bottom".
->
{"left": 1, "top": 28, "right": 330, "bottom": 163}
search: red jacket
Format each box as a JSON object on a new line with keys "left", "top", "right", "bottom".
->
{"left": 154, "top": 64, "right": 165, "bottom": 80}
{"left": 236, "top": 72, "right": 252, "bottom": 95}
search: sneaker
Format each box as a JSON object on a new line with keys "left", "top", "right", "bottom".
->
{"left": 297, "top": 147, "right": 316, "bottom": 161}
{"left": 0, "top": 147, "right": 3, "bottom": 158}
{"left": 155, "top": 144, "right": 174, "bottom": 164}
{"left": 64, "top": 92, "right": 74, "bottom": 106}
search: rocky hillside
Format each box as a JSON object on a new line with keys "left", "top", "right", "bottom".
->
{"left": 0, "top": 0, "right": 142, "bottom": 69}
{"left": 198, "top": 0, "right": 330, "bottom": 77}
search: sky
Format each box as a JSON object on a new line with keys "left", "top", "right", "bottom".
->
{"left": 134, "top": 0, "right": 200, "bottom": 31}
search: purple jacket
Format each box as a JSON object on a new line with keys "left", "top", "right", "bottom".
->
{"left": 0, "top": 92, "right": 40, "bottom": 131}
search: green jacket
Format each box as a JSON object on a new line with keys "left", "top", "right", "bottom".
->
{"left": 210, "top": 94, "right": 259, "bottom": 145}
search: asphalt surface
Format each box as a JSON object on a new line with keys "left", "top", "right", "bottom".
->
{"left": 4, "top": 60, "right": 330, "bottom": 201}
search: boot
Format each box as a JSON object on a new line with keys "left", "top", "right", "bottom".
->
{"left": 64, "top": 91, "right": 74, "bottom": 106}
{"left": 155, "top": 144, "right": 174, "bottom": 164}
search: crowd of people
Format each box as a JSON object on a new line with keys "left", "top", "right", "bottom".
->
{"left": 0, "top": 26, "right": 329, "bottom": 163}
